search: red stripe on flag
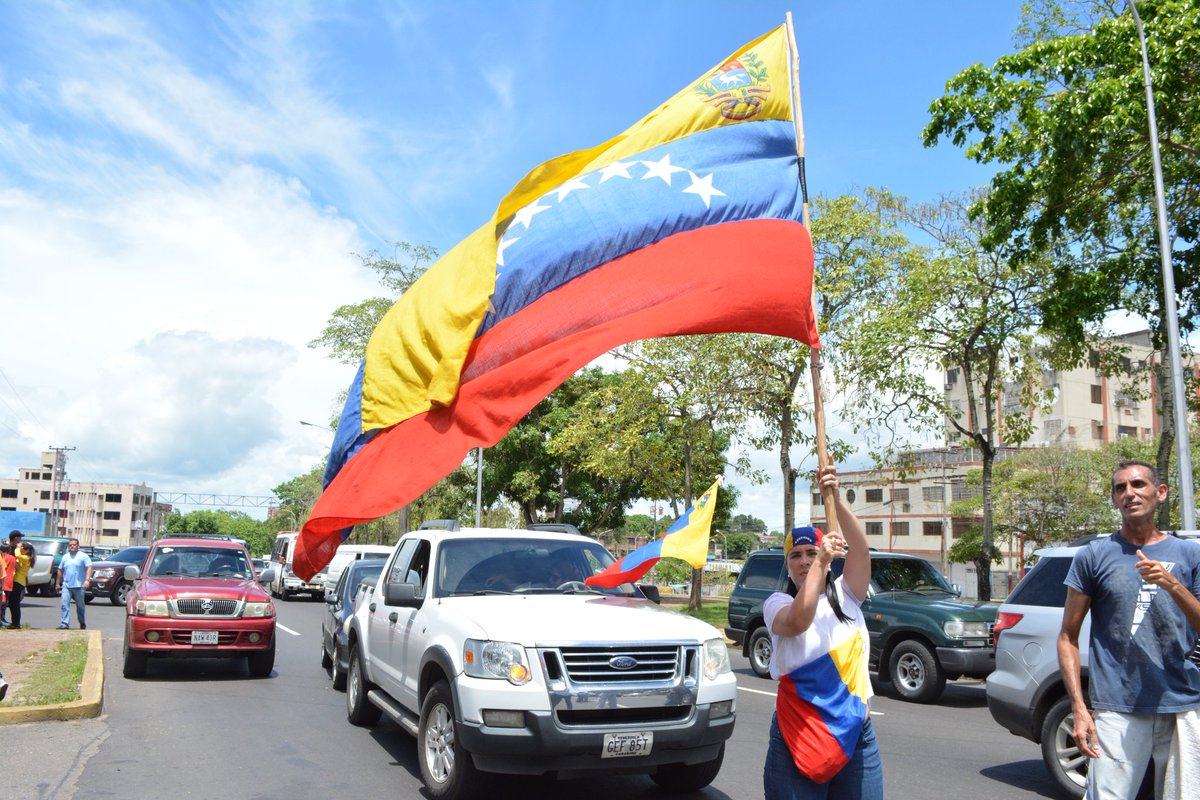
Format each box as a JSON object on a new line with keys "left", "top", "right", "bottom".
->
{"left": 294, "top": 218, "right": 817, "bottom": 579}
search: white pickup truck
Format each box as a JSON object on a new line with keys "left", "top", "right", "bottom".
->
{"left": 343, "top": 526, "right": 737, "bottom": 799}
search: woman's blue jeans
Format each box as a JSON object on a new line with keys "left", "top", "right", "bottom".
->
{"left": 764, "top": 712, "right": 884, "bottom": 800}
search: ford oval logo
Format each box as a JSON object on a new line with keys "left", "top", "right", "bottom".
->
{"left": 609, "top": 656, "right": 638, "bottom": 671}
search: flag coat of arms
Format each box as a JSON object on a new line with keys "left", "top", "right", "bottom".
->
{"left": 294, "top": 25, "right": 819, "bottom": 580}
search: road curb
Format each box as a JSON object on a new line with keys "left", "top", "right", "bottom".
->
{"left": 0, "top": 630, "right": 104, "bottom": 724}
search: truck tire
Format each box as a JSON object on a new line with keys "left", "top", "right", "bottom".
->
{"left": 122, "top": 637, "right": 148, "bottom": 679}
{"left": 419, "top": 680, "right": 483, "bottom": 800}
{"left": 888, "top": 640, "right": 945, "bottom": 703}
{"left": 247, "top": 641, "right": 275, "bottom": 677}
{"left": 112, "top": 581, "right": 131, "bottom": 606}
{"left": 748, "top": 626, "right": 773, "bottom": 679}
{"left": 651, "top": 743, "right": 725, "bottom": 792}
{"left": 346, "top": 645, "right": 381, "bottom": 726}
{"left": 1040, "top": 695, "right": 1087, "bottom": 799}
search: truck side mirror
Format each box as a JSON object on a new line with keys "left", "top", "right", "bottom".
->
{"left": 124, "top": 565, "right": 141, "bottom": 581}
{"left": 383, "top": 581, "right": 422, "bottom": 608}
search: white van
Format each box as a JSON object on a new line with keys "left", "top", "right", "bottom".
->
{"left": 269, "top": 531, "right": 326, "bottom": 600}
{"left": 322, "top": 543, "right": 394, "bottom": 593}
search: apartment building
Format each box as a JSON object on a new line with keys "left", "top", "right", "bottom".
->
{"left": 944, "top": 330, "right": 1190, "bottom": 449}
{"left": 811, "top": 446, "right": 1020, "bottom": 598}
{"left": 0, "top": 451, "right": 170, "bottom": 547}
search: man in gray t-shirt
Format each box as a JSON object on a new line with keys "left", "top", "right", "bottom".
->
{"left": 1059, "top": 460, "right": 1200, "bottom": 800}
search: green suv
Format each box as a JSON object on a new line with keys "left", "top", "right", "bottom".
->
{"left": 726, "top": 548, "right": 997, "bottom": 703}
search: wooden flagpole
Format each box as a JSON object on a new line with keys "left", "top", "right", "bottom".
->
{"left": 785, "top": 12, "right": 840, "bottom": 536}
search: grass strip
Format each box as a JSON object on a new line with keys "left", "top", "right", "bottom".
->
{"left": 13, "top": 636, "right": 88, "bottom": 706}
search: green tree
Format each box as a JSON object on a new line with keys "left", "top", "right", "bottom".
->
{"left": 554, "top": 336, "right": 748, "bottom": 610}
{"left": 839, "top": 191, "right": 1053, "bottom": 601}
{"left": 308, "top": 243, "right": 439, "bottom": 365}
{"left": 924, "top": 0, "right": 1200, "bottom": 516}
{"left": 163, "top": 510, "right": 272, "bottom": 558}
{"left": 729, "top": 514, "right": 766, "bottom": 533}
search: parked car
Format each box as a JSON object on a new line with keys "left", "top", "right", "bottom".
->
{"left": 81, "top": 545, "right": 117, "bottom": 560}
{"left": 87, "top": 546, "right": 151, "bottom": 605}
{"left": 268, "top": 531, "right": 325, "bottom": 600}
{"left": 727, "top": 548, "right": 997, "bottom": 702}
{"left": 121, "top": 535, "right": 278, "bottom": 678}
{"left": 320, "top": 558, "right": 386, "bottom": 690}
{"left": 985, "top": 530, "right": 1200, "bottom": 799}
{"left": 321, "top": 544, "right": 394, "bottom": 592}
{"left": 22, "top": 535, "right": 73, "bottom": 596}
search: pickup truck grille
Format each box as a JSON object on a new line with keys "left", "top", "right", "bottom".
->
{"left": 555, "top": 645, "right": 680, "bottom": 683}
{"left": 173, "top": 598, "right": 240, "bottom": 617}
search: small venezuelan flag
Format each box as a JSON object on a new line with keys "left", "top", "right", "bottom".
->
{"left": 585, "top": 479, "right": 721, "bottom": 588}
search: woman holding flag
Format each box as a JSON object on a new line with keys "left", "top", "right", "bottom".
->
{"left": 763, "top": 465, "right": 882, "bottom": 799}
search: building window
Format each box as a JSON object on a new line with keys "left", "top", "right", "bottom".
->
{"left": 102, "top": 510, "right": 120, "bottom": 520}
{"left": 922, "top": 521, "right": 943, "bottom": 536}
{"left": 892, "top": 521, "right": 910, "bottom": 538}
{"left": 811, "top": 493, "right": 823, "bottom": 506}
{"left": 1091, "top": 384, "right": 1102, "bottom": 404}
{"left": 1118, "top": 425, "right": 1137, "bottom": 439}
{"left": 865, "top": 522, "right": 883, "bottom": 537}
{"left": 102, "top": 529, "right": 119, "bottom": 537}
{"left": 922, "top": 485, "right": 944, "bottom": 503}
{"left": 40, "top": 490, "right": 50, "bottom": 500}
{"left": 1093, "top": 422, "right": 1105, "bottom": 440}
{"left": 1, "top": 489, "right": 16, "bottom": 499}
{"left": 104, "top": 493, "right": 122, "bottom": 503}
{"left": 951, "top": 517, "right": 974, "bottom": 539}
{"left": 951, "top": 479, "right": 974, "bottom": 502}
{"left": 891, "top": 488, "right": 909, "bottom": 503}
{"left": 946, "top": 368, "right": 959, "bottom": 385}
{"left": 865, "top": 488, "right": 883, "bottom": 503}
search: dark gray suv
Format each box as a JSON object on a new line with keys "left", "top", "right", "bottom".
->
{"left": 727, "top": 548, "right": 997, "bottom": 703}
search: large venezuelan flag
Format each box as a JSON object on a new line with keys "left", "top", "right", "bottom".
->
{"left": 294, "top": 25, "right": 819, "bottom": 580}
{"left": 776, "top": 627, "right": 870, "bottom": 783}
{"left": 585, "top": 479, "right": 720, "bottom": 588}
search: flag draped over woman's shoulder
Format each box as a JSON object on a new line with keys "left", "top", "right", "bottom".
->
{"left": 294, "top": 24, "right": 819, "bottom": 580}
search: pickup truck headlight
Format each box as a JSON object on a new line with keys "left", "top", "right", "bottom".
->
{"left": 92, "top": 567, "right": 117, "bottom": 579}
{"left": 943, "top": 620, "right": 990, "bottom": 639}
{"left": 242, "top": 602, "right": 274, "bottom": 618}
{"left": 463, "top": 639, "right": 531, "bottom": 685}
{"left": 702, "top": 638, "right": 732, "bottom": 680}
{"left": 136, "top": 600, "right": 170, "bottom": 617}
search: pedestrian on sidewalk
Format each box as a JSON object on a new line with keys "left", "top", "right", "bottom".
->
{"left": 0, "top": 542, "right": 9, "bottom": 626}
{"left": 56, "top": 538, "right": 92, "bottom": 630}
{"left": 7, "top": 541, "right": 34, "bottom": 630}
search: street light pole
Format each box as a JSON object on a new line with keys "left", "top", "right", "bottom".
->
{"left": 1127, "top": 0, "right": 1195, "bottom": 528}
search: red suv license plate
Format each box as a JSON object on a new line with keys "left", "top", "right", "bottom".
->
{"left": 191, "top": 631, "right": 219, "bottom": 645}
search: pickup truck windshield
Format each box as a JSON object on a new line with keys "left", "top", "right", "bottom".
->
{"left": 436, "top": 538, "right": 635, "bottom": 597}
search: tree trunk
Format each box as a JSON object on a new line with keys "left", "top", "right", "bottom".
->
{"left": 977, "top": 445, "right": 995, "bottom": 602}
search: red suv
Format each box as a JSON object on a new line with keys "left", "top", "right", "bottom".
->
{"left": 122, "top": 535, "right": 277, "bottom": 678}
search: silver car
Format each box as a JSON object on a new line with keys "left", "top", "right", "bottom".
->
{"left": 986, "top": 531, "right": 1200, "bottom": 799}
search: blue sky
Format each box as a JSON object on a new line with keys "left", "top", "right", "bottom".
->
{"left": 0, "top": 0, "right": 1028, "bottom": 528}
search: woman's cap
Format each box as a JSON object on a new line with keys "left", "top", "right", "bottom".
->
{"left": 785, "top": 526, "right": 823, "bottom": 551}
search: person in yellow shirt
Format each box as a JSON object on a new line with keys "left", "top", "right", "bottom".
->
{"left": 7, "top": 540, "right": 33, "bottom": 630}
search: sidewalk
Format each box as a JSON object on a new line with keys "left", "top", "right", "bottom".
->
{"left": 0, "top": 628, "right": 104, "bottom": 723}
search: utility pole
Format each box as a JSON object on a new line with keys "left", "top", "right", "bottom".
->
{"left": 47, "top": 445, "right": 76, "bottom": 537}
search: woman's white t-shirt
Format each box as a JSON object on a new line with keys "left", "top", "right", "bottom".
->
{"left": 763, "top": 575, "right": 872, "bottom": 704}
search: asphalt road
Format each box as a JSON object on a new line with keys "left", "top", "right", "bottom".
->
{"left": 9, "top": 593, "right": 1067, "bottom": 800}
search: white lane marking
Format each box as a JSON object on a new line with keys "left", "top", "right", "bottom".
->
{"left": 738, "top": 684, "right": 885, "bottom": 716}
{"left": 277, "top": 624, "right": 301, "bottom": 636}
